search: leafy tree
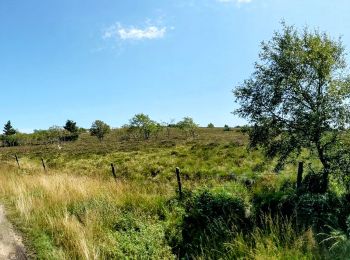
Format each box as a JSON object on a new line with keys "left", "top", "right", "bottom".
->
{"left": 48, "top": 126, "right": 65, "bottom": 143}
{"left": 128, "top": 113, "right": 159, "bottom": 140}
{"left": 64, "top": 120, "right": 78, "bottom": 134}
{"left": 223, "top": 124, "right": 231, "bottom": 131}
{"left": 3, "top": 121, "right": 16, "bottom": 135}
{"left": 177, "top": 117, "right": 199, "bottom": 138}
{"left": 234, "top": 23, "right": 350, "bottom": 192}
{"left": 90, "top": 120, "right": 111, "bottom": 141}
{"left": 207, "top": 123, "right": 214, "bottom": 128}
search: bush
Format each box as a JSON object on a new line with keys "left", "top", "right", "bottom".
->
{"left": 1, "top": 134, "right": 20, "bottom": 146}
{"left": 296, "top": 192, "right": 342, "bottom": 233}
{"left": 252, "top": 190, "right": 297, "bottom": 221}
{"left": 301, "top": 171, "right": 325, "bottom": 193}
{"left": 111, "top": 214, "right": 174, "bottom": 259}
{"left": 179, "top": 189, "right": 249, "bottom": 257}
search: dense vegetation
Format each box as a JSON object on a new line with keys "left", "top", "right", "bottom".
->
{"left": 0, "top": 127, "right": 349, "bottom": 259}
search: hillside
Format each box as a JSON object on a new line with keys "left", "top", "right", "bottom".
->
{"left": 0, "top": 127, "right": 347, "bottom": 259}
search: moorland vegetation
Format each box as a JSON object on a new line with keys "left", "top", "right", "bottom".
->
{"left": 1, "top": 23, "right": 350, "bottom": 259}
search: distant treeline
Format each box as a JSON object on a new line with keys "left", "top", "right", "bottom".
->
{"left": 0, "top": 114, "right": 238, "bottom": 147}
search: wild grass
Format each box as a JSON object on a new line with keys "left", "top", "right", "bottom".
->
{"left": 0, "top": 165, "right": 320, "bottom": 259}
{"left": 0, "top": 128, "right": 343, "bottom": 259}
{"left": 0, "top": 164, "right": 176, "bottom": 259}
{"left": 225, "top": 216, "right": 318, "bottom": 259}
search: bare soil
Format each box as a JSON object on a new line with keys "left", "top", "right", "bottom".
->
{"left": 0, "top": 205, "right": 26, "bottom": 260}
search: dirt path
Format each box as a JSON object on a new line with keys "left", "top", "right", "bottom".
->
{"left": 0, "top": 205, "right": 26, "bottom": 260}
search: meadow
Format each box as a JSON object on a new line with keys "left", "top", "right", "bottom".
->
{"left": 0, "top": 127, "right": 348, "bottom": 259}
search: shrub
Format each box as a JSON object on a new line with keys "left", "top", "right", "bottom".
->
{"left": 296, "top": 192, "right": 342, "bottom": 233}
{"left": 301, "top": 171, "right": 325, "bottom": 194}
{"left": 252, "top": 190, "right": 297, "bottom": 221}
{"left": 1, "top": 134, "right": 20, "bottom": 147}
{"left": 179, "top": 189, "right": 249, "bottom": 257}
{"left": 111, "top": 213, "right": 174, "bottom": 259}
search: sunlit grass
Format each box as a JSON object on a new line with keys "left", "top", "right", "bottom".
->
{"left": 0, "top": 128, "right": 338, "bottom": 259}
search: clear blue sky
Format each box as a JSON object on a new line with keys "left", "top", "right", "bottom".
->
{"left": 1, "top": 0, "right": 349, "bottom": 132}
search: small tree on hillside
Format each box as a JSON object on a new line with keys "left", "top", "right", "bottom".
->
{"left": 207, "top": 123, "right": 214, "bottom": 128}
{"left": 234, "top": 23, "right": 350, "bottom": 192}
{"left": 64, "top": 120, "right": 78, "bottom": 133}
{"left": 90, "top": 120, "right": 110, "bottom": 141}
{"left": 63, "top": 120, "right": 79, "bottom": 141}
{"left": 2, "top": 121, "right": 18, "bottom": 146}
{"left": 223, "top": 124, "right": 231, "bottom": 131}
{"left": 128, "top": 113, "right": 159, "bottom": 140}
{"left": 3, "top": 121, "right": 16, "bottom": 136}
{"left": 177, "top": 117, "right": 199, "bottom": 138}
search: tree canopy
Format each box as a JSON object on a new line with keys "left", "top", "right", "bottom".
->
{"left": 64, "top": 120, "right": 78, "bottom": 134}
{"left": 234, "top": 23, "right": 350, "bottom": 191}
{"left": 177, "top": 117, "right": 199, "bottom": 138}
{"left": 127, "top": 113, "right": 160, "bottom": 140}
{"left": 89, "top": 120, "right": 111, "bottom": 141}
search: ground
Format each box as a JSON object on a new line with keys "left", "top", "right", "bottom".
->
{"left": 0, "top": 205, "right": 26, "bottom": 260}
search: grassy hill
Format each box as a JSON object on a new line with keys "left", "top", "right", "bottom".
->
{"left": 0, "top": 127, "right": 346, "bottom": 259}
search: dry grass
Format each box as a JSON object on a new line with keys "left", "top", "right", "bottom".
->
{"left": 0, "top": 164, "right": 176, "bottom": 259}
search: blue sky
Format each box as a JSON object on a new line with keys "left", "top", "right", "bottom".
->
{"left": 1, "top": 0, "right": 350, "bottom": 132}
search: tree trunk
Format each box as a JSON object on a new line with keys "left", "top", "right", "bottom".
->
{"left": 321, "top": 169, "right": 329, "bottom": 193}
{"left": 316, "top": 143, "right": 330, "bottom": 193}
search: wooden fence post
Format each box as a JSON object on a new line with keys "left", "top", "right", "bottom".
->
{"left": 296, "top": 161, "right": 303, "bottom": 193}
{"left": 15, "top": 154, "right": 20, "bottom": 169}
{"left": 111, "top": 163, "right": 117, "bottom": 182}
{"left": 41, "top": 158, "right": 46, "bottom": 172}
{"left": 175, "top": 167, "right": 183, "bottom": 199}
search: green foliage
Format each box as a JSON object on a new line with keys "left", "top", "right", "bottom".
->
{"left": 1, "top": 120, "right": 18, "bottom": 146}
{"left": 3, "top": 120, "right": 16, "bottom": 136}
{"left": 89, "top": 120, "right": 111, "bottom": 141}
{"left": 64, "top": 120, "right": 78, "bottom": 133}
{"left": 207, "top": 123, "right": 214, "bottom": 128}
{"left": 296, "top": 193, "right": 342, "bottom": 233}
{"left": 223, "top": 124, "right": 231, "bottom": 131}
{"left": 176, "top": 117, "right": 198, "bottom": 138}
{"left": 111, "top": 213, "right": 173, "bottom": 259}
{"left": 320, "top": 226, "right": 350, "bottom": 259}
{"left": 225, "top": 215, "right": 317, "bottom": 259}
{"left": 63, "top": 120, "right": 79, "bottom": 141}
{"left": 301, "top": 171, "right": 325, "bottom": 193}
{"left": 253, "top": 190, "right": 297, "bottom": 219}
{"left": 1, "top": 134, "right": 20, "bottom": 147}
{"left": 179, "top": 189, "right": 249, "bottom": 257}
{"left": 234, "top": 23, "right": 350, "bottom": 191}
{"left": 127, "top": 113, "right": 160, "bottom": 140}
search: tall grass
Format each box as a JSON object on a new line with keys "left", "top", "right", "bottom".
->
{"left": 0, "top": 165, "right": 175, "bottom": 259}
{"left": 225, "top": 215, "right": 318, "bottom": 259}
{"left": 0, "top": 128, "right": 337, "bottom": 259}
{"left": 0, "top": 163, "right": 321, "bottom": 259}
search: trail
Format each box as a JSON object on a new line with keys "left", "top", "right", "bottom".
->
{"left": 0, "top": 205, "right": 26, "bottom": 260}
